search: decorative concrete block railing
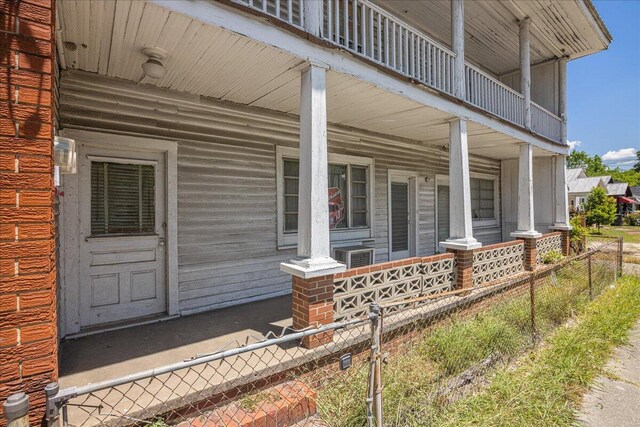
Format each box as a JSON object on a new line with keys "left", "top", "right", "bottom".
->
{"left": 535, "top": 232, "right": 563, "bottom": 265}
{"left": 472, "top": 241, "right": 525, "bottom": 287}
{"left": 333, "top": 254, "right": 455, "bottom": 321}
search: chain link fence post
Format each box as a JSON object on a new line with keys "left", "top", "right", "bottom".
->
{"left": 44, "top": 382, "right": 60, "bottom": 427}
{"left": 588, "top": 251, "right": 593, "bottom": 300}
{"left": 3, "top": 392, "right": 29, "bottom": 427}
{"left": 529, "top": 272, "right": 537, "bottom": 345}
{"left": 618, "top": 237, "right": 623, "bottom": 278}
{"left": 367, "top": 303, "right": 383, "bottom": 427}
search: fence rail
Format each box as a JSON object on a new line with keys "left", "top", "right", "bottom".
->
{"left": 43, "top": 238, "right": 622, "bottom": 427}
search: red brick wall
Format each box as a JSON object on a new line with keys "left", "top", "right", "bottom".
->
{"left": 0, "top": 0, "right": 57, "bottom": 424}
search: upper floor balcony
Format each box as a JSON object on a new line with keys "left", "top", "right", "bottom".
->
{"left": 230, "top": 0, "right": 610, "bottom": 145}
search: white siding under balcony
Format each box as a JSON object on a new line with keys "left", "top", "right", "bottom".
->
{"left": 59, "top": 71, "right": 501, "bottom": 314}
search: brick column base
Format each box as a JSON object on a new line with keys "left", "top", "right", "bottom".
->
{"left": 292, "top": 275, "right": 334, "bottom": 349}
{"left": 447, "top": 249, "right": 474, "bottom": 291}
{"left": 518, "top": 237, "right": 538, "bottom": 270}
{"left": 559, "top": 230, "right": 571, "bottom": 256}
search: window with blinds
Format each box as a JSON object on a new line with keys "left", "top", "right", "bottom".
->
{"left": 470, "top": 178, "right": 495, "bottom": 219}
{"left": 282, "top": 159, "right": 369, "bottom": 233}
{"left": 91, "top": 162, "right": 156, "bottom": 236}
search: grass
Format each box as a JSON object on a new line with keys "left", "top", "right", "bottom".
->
{"left": 590, "top": 225, "right": 640, "bottom": 244}
{"left": 435, "top": 275, "right": 640, "bottom": 427}
{"left": 315, "top": 261, "right": 627, "bottom": 427}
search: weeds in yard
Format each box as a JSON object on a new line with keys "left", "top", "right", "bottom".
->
{"left": 315, "top": 257, "right": 620, "bottom": 427}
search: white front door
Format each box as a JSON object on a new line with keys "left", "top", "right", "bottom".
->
{"left": 78, "top": 146, "right": 167, "bottom": 328}
{"left": 389, "top": 172, "right": 417, "bottom": 261}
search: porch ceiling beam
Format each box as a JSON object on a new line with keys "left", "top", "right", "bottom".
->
{"left": 152, "top": 0, "right": 568, "bottom": 156}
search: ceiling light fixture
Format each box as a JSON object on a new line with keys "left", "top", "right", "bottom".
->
{"left": 141, "top": 47, "right": 168, "bottom": 79}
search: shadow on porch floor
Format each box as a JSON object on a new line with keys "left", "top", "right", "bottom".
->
{"left": 59, "top": 295, "right": 292, "bottom": 389}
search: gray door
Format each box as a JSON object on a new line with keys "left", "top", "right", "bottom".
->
{"left": 437, "top": 184, "right": 450, "bottom": 250}
{"left": 78, "top": 147, "right": 167, "bottom": 328}
{"left": 389, "top": 174, "right": 416, "bottom": 260}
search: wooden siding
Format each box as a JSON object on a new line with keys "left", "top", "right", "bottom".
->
{"left": 59, "top": 71, "right": 501, "bottom": 313}
{"left": 500, "top": 61, "right": 559, "bottom": 116}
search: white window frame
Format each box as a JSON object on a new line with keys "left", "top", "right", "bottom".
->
{"left": 434, "top": 172, "right": 500, "bottom": 231}
{"left": 276, "top": 146, "right": 375, "bottom": 249}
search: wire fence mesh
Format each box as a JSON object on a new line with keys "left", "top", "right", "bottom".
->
{"left": 45, "top": 238, "right": 622, "bottom": 427}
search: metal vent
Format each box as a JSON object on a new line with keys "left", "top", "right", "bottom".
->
{"left": 333, "top": 246, "right": 374, "bottom": 269}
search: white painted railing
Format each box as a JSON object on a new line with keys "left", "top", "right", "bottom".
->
{"left": 465, "top": 64, "right": 526, "bottom": 127}
{"left": 322, "top": 0, "right": 456, "bottom": 95}
{"left": 234, "top": 0, "right": 305, "bottom": 28}
{"left": 532, "top": 102, "right": 562, "bottom": 143}
{"left": 231, "top": 0, "right": 564, "bottom": 144}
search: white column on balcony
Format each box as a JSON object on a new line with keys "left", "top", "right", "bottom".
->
{"left": 558, "top": 57, "right": 568, "bottom": 144}
{"left": 451, "top": 0, "right": 465, "bottom": 99}
{"left": 302, "top": 0, "right": 324, "bottom": 37}
{"left": 281, "top": 62, "right": 345, "bottom": 278}
{"left": 551, "top": 154, "right": 571, "bottom": 230}
{"left": 511, "top": 143, "right": 541, "bottom": 238}
{"left": 519, "top": 17, "right": 531, "bottom": 130}
{"left": 441, "top": 119, "right": 481, "bottom": 250}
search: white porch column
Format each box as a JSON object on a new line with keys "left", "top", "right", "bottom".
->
{"left": 551, "top": 155, "right": 570, "bottom": 228}
{"left": 511, "top": 143, "right": 541, "bottom": 238}
{"left": 519, "top": 17, "right": 531, "bottom": 130}
{"left": 281, "top": 62, "right": 345, "bottom": 279}
{"left": 441, "top": 119, "right": 481, "bottom": 250}
{"left": 451, "top": 0, "right": 465, "bottom": 99}
{"left": 558, "top": 57, "right": 568, "bottom": 144}
{"left": 302, "top": 0, "right": 324, "bottom": 37}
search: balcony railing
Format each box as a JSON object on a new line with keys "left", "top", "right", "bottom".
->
{"left": 532, "top": 102, "right": 563, "bottom": 143}
{"left": 231, "top": 0, "right": 563, "bottom": 144}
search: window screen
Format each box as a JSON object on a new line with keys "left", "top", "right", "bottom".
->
{"left": 91, "top": 162, "right": 155, "bottom": 235}
{"left": 470, "top": 178, "right": 495, "bottom": 219}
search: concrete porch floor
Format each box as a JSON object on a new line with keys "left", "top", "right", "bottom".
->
{"left": 59, "top": 295, "right": 293, "bottom": 389}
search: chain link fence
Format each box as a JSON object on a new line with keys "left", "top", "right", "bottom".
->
{"left": 44, "top": 238, "right": 622, "bottom": 427}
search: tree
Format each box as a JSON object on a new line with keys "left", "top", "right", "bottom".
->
{"left": 566, "top": 150, "right": 609, "bottom": 176}
{"left": 567, "top": 150, "right": 591, "bottom": 170}
{"left": 583, "top": 187, "right": 617, "bottom": 230}
{"left": 634, "top": 151, "right": 640, "bottom": 173}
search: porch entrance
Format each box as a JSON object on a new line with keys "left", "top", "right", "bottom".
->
{"left": 388, "top": 171, "right": 417, "bottom": 261}
{"left": 78, "top": 146, "right": 167, "bottom": 328}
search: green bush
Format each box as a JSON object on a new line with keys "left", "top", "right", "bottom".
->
{"left": 584, "top": 187, "right": 617, "bottom": 229}
{"left": 570, "top": 215, "right": 588, "bottom": 253}
{"left": 625, "top": 212, "right": 640, "bottom": 226}
{"left": 542, "top": 250, "right": 564, "bottom": 264}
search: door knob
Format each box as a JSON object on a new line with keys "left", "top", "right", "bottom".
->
{"left": 158, "top": 237, "right": 166, "bottom": 247}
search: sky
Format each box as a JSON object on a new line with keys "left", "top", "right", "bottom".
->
{"left": 567, "top": 0, "right": 640, "bottom": 169}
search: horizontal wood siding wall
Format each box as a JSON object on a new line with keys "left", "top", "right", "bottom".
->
{"left": 58, "top": 71, "right": 501, "bottom": 313}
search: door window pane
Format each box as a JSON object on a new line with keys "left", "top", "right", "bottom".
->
{"left": 91, "top": 162, "right": 155, "bottom": 235}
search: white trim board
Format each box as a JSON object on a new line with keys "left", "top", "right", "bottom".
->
{"left": 59, "top": 129, "right": 179, "bottom": 337}
{"left": 153, "top": 0, "right": 569, "bottom": 156}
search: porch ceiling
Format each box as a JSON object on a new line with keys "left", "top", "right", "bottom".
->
{"left": 56, "top": 0, "right": 550, "bottom": 160}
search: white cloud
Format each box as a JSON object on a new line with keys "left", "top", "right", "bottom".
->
{"left": 568, "top": 140, "right": 582, "bottom": 151}
{"left": 602, "top": 147, "right": 637, "bottom": 161}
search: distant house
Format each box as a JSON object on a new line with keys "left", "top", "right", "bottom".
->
{"left": 567, "top": 168, "right": 634, "bottom": 216}
{"left": 567, "top": 168, "right": 610, "bottom": 210}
